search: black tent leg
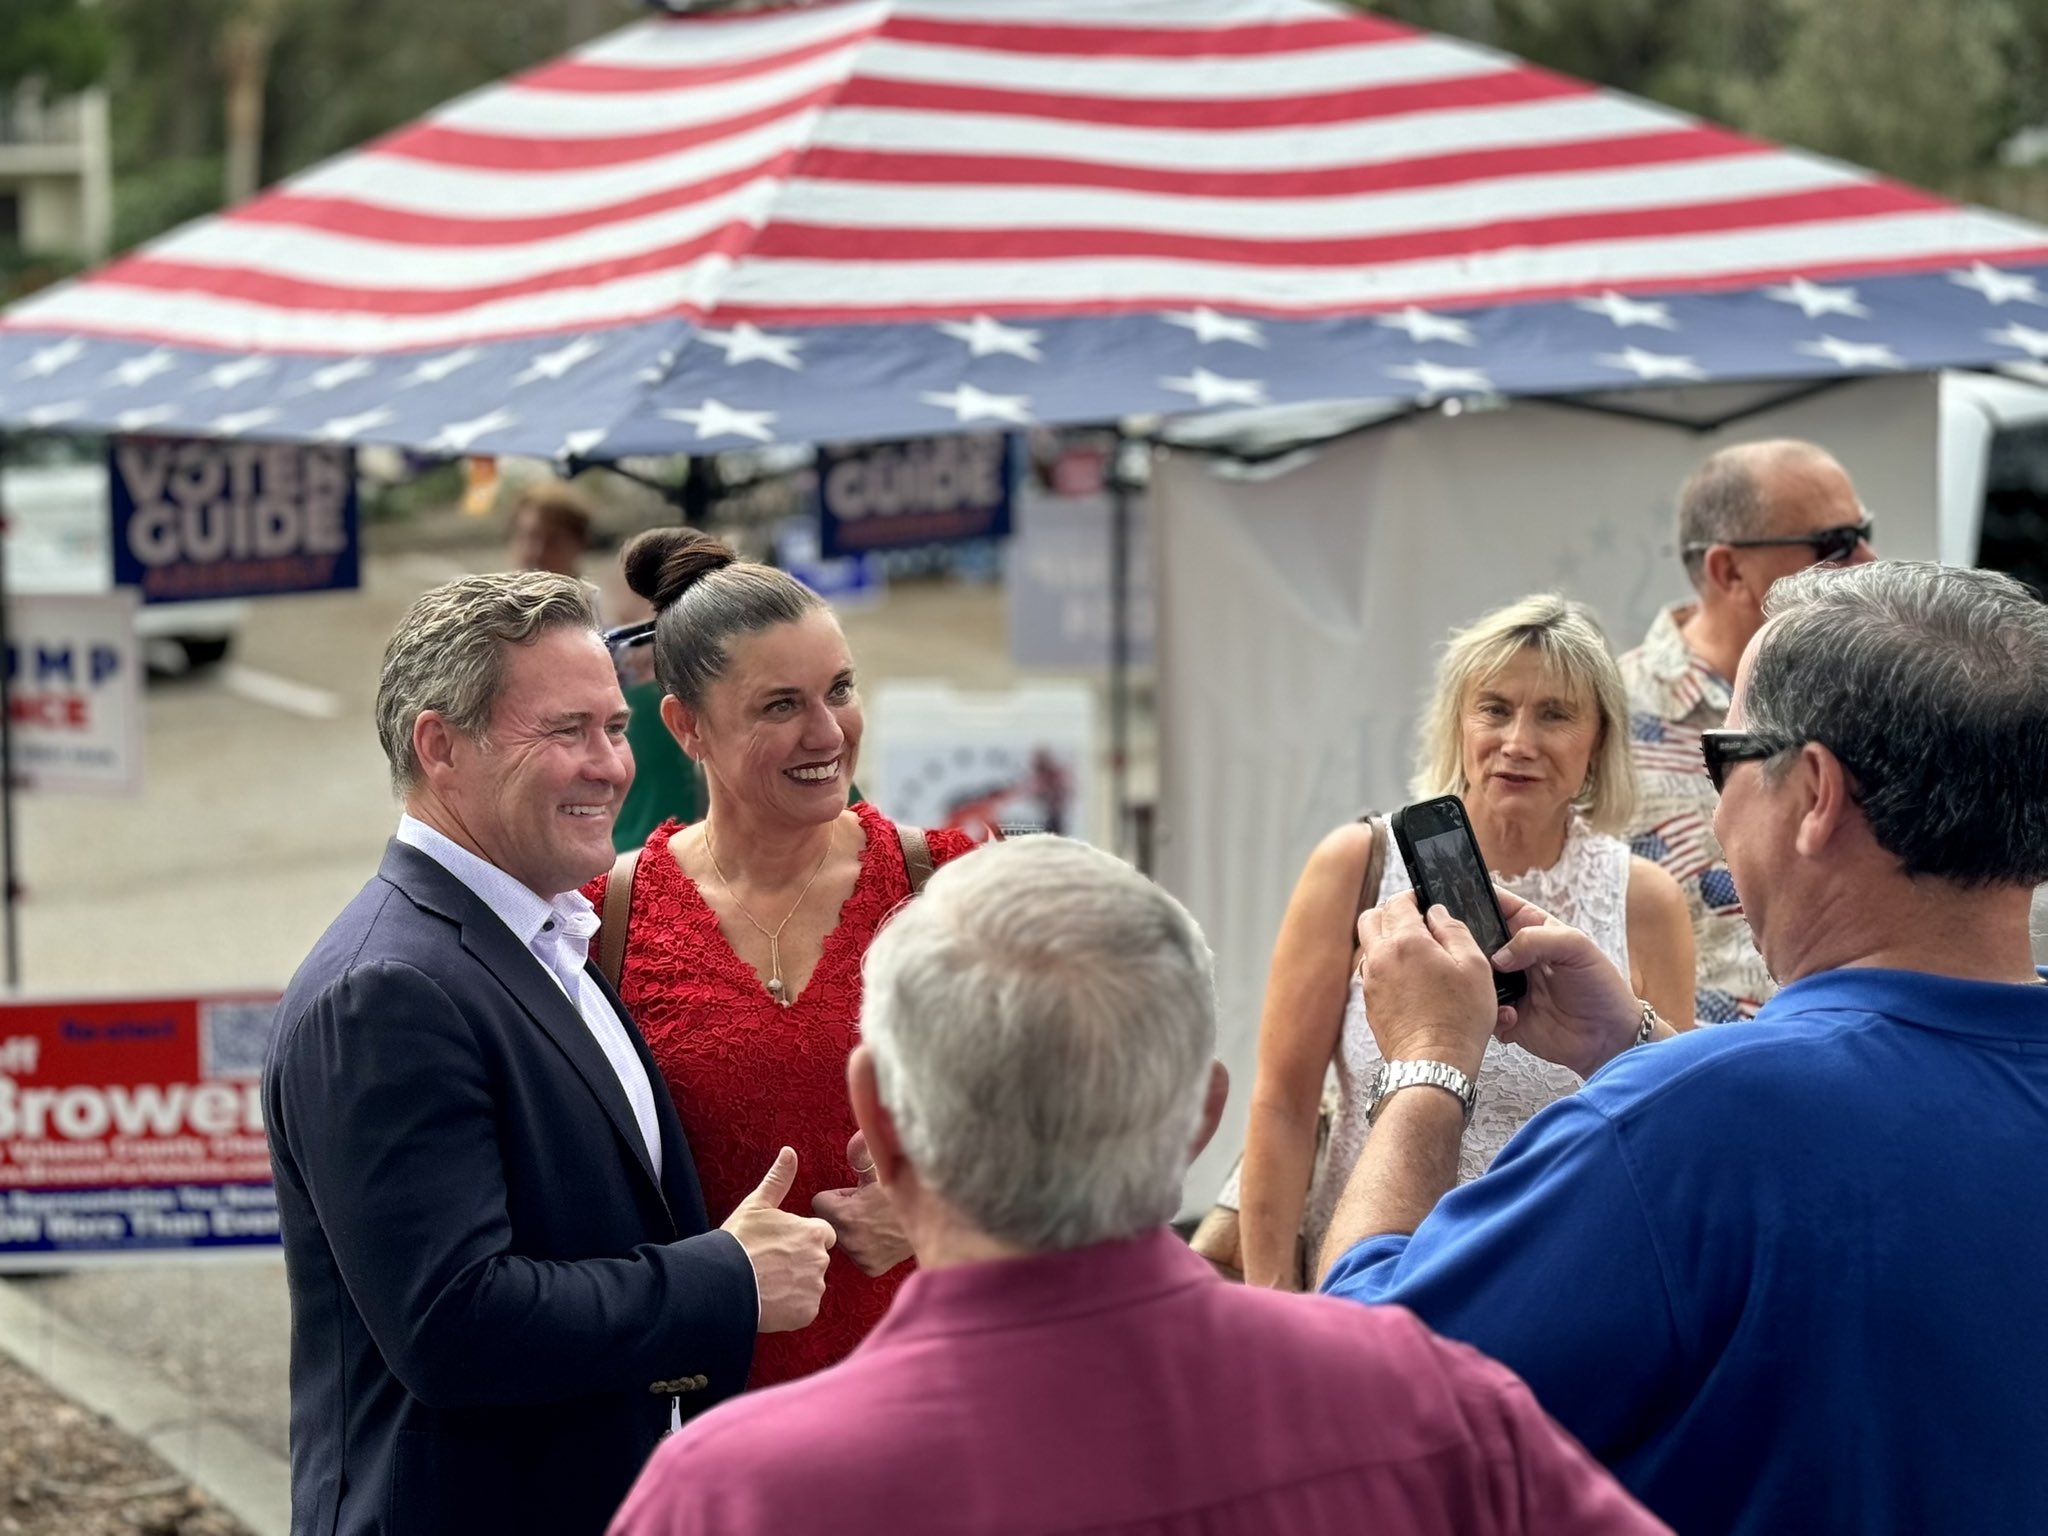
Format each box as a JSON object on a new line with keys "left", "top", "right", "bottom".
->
{"left": 0, "top": 438, "right": 21, "bottom": 990}
{"left": 1108, "top": 428, "right": 1131, "bottom": 860}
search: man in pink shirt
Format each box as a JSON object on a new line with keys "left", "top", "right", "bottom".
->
{"left": 610, "top": 837, "right": 1665, "bottom": 1536}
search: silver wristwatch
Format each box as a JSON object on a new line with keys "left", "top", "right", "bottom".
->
{"left": 1367, "top": 1059, "right": 1478, "bottom": 1125}
{"left": 1634, "top": 999, "right": 1662, "bottom": 1047}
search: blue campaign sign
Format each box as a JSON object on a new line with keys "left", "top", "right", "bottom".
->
{"left": 817, "top": 433, "right": 1014, "bottom": 558}
{"left": 109, "top": 436, "right": 360, "bottom": 603}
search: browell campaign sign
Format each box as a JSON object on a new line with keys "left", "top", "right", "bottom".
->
{"left": 817, "top": 434, "right": 1013, "bottom": 558}
{"left": 109, "top": 436, "right": 359, "bottom": 601}
{"left": 0, "top": 993, "right": 281, "bottom": 1267}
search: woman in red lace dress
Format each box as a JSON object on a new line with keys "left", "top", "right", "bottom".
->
{"left": 588, "top": 528, "right": 973, "bottom": 1389}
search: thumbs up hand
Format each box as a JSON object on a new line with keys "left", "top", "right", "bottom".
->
{"left": 721, "top": 1147, "right": 835, "bottom": 1334}
{"left": 812, "top": 1131, "right": 913, "bottom": 1278}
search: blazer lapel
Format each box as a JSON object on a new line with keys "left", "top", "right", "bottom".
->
{"left": 588, "top": 961, "right": 707, "bottom": 1233}
{"left": 380, "top": 841, "right": 670, "bottom": 1213}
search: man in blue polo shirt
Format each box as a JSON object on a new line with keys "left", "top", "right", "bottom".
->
{"left": 1319, "top": 560, "right": 2048, "bottom": 1535}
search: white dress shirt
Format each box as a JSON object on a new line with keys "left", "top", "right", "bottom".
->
{"left": 397, "top": 815, "right": 664, "bottom": 1183}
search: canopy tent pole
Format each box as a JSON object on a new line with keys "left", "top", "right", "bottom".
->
{"left": 0, "top": 437, "right": 22, "bottom": 989}
{"left": 1108, "top": 426, "right": 1133, "bottom": 861}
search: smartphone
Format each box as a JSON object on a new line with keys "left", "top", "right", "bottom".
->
{"left": 1388, "top": 794, "right": 1526, "bottom": 1005}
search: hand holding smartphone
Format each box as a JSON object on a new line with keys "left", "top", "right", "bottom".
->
{"left": 1388, "top": 795, "right": 1526, "bottom": 1006}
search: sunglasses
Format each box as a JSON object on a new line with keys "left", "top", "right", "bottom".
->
{"left": 1682, "top": 515, "right": 1874, "bottom": 568}
{"left": 602, "top": 619, "right": 656, "bottom": 654}
{"left": 1699, "top": 729, "right": 1782, "bottom": 793}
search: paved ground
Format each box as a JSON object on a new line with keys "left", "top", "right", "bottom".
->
{"left": 3, "top": 531, "right": 1151, "bottom": 1504}
{"left": 10, "top": 1260, "right": 291, "bottom": 1461}
{"left": 0, "top": 1349, "right": 248, "bottom": 1536}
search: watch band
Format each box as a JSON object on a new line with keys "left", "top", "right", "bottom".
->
{"left": 1368, "top": 1059, "right": 1478, "bottom": 1125}
{"left": 1635, "top": 999, "right": 1661, "bottom": 1047}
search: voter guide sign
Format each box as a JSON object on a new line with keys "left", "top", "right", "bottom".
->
{"left": 109, "top": 435, "right": 360, "bottom": 602}
{"left": 7, "top": 592, "right": 143, "bottom": 795}
{"left": 0, "top": 993, "right": 282, "bottom": 1268}
{"left": 817, "top": 433, "right": 1014, "bottom": 558}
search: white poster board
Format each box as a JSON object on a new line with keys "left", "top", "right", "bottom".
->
{"left": 1005, "top": 487, "right": 1155, "bottom": 669}
{"left": 7, "top": 591, "right": 143, "bottom": 795}
{"left": 868, "top": 681, "right": 1097, "bottom": 844}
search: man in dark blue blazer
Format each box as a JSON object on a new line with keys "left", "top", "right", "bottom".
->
{"left": 266, "top": 572, "right": 834, "bottom": 1536}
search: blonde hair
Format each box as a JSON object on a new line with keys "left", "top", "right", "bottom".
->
{"left": 1411, "top": 593, "right": 1639, "bottom": 835}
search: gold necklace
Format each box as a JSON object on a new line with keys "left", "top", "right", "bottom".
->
{"left": 702, "top": 825, "right": 835, "bottom": 1008}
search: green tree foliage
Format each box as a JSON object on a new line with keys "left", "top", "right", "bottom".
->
{"left": 0, "top": 0, "right": 112, "bottom": 95}
{"left": 97, "top": 0, "right": 637, "bottom": 250}
{"left": 1368, "top": 0, "right": 2048, "bottom": 200}
{"left": 265, "top": 0, "right": 630, "bottom": 179}
{"left": 1739, "top": 0, "right": 2015, "bottom": 190}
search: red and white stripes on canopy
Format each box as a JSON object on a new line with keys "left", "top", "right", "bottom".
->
{"left": 10, "top": 0, "right": 2043, "bottom": 358}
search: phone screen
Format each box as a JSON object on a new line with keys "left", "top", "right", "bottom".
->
{"left": 1411, "top": 825, "right": 1511, "bottom": 956}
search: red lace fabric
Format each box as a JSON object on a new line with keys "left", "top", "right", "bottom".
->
{"left": 587, "top": 802, "right": 975, "bottom": 1389}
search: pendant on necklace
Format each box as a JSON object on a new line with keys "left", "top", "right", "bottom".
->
{"left": 766, "top": 977, "right": 784, "bottom": 995}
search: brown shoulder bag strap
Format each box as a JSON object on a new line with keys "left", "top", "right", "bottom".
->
{"left": 897, "top": 824, "right": 936, "bottom": 895}
{"left": 597, "top": 847, "right": 642, "bottom": 990}
{"left": 1353, "top": 811, "right": 1387, "bottom": 932}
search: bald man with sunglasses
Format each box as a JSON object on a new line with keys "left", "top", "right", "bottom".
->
{"left": 1620, "top": 440, "right": 1874, "bottom": 1023}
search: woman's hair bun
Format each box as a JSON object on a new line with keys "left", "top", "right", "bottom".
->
{"left": 621, "top": 526, "right": 738, "bottom": 611}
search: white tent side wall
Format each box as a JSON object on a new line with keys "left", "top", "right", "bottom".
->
{"left": 1155, "top": 372, "right": 1941, "bottom": 1211}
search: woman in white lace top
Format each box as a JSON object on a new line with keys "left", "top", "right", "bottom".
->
{"left": 1236, "top": 594, "right": 1696, "bottom": 1290}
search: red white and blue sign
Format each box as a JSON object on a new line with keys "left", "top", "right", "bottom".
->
{"left": 109, "top": 436, "right": 359, "bottom": 602}
{"left": 0, "top": 994, "right": 282, "bottom": 1268}
{"left": 4, "top": 0, "right": 2048, "bottom": 459}
{"left": 7, "top": 593, "right": 143, "bottom": 796}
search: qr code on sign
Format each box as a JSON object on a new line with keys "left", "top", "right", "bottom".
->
{"left": 202, "top": 999, "right": 279, "bottom": 1079}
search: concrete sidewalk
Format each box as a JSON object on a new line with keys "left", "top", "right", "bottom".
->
{"left": 0, "top": 1272, "right": 289, "bottom": 1536}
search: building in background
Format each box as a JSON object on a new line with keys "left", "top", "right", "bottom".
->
{"left": 0, "top": 82, "right": 111, "bottom": 263}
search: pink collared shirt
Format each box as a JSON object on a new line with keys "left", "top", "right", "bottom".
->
{"left": 609, "top": 1227, "right": 1667, "bottom": 1536}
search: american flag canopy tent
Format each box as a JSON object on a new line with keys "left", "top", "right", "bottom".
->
{"left": 5, "top": 0, "right": 2048, "bottom": 459}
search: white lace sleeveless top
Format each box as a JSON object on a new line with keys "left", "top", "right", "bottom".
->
{"left": 1298, "top": 815, "right": 1634, "bottom": 1263}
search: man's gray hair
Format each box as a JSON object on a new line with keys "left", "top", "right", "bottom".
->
{"left": 859, "top": 837, "right": 1216, "bottom": 1253}
{"left": 375, "top": 571, "right": 598, "bottom": 794}
{"left": 1747, "top": 561, "right": 2048, "bottom": 886}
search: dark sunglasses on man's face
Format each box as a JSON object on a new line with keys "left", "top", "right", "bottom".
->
{"left": 1682, "top": 515, "right": 1874, "bottom": 568}
{"left": 1699, "top": 729, "right": 1781, "bottom": 793}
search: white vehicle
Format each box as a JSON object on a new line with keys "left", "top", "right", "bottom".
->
{"left": 2, "top": 434, "right": 249, "bottom": 673}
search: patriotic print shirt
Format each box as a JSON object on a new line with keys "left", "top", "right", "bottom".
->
{"left": 1620, "top": 604, "right": 1773, "bottom": 1022}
